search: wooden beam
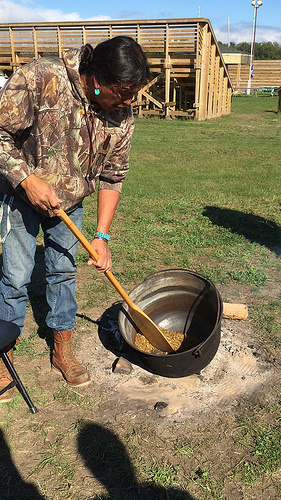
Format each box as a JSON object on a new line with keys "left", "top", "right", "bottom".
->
{"left": 57, "top": 26, "right": 62, "bottom": 58}
{"left": 141, "top": 90, "right": 163, "bottom": 109}
{"left": 207, "top": 42, "right": 216, "bottom": 119}
{"left": 213, "top": 54, "right": 220, "bottom": 116}
{"left": 164, "top": 23, "right": 170, "bottom": 119}
{"left": 198, "top": 23, "right": 209, "bottom": 121}
{"left": 32, "top": 27, "right": 38, "bottom": 59}
{"left": 9, "top": 27, "right": 16, "bottom": 69}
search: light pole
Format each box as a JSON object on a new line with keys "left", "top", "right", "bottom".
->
{"left": 247, "top": 0, "right": 263, "bottom": 95}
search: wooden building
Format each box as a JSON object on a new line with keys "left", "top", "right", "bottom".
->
{"left": 0, "top": 18, "right": 233, "bottom": 120}
{"left": 223, "top": 53, "right": 281, "bottom": 93}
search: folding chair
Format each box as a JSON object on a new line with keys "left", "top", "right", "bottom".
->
{"left": 0, "top": 319, "right": 38, "bottom": 414}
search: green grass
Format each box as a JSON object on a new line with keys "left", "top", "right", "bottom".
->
{"left": 1, "top": 96, "right": 280, "bottom": 500}
{"left": 233, "top": 416, "right": 281, "bottom": 485}
{"left": 143, "top": 460, "right": 181, "bottom": 488}
{"left": 81, "top": 95, "right": 281, "bottom": 344}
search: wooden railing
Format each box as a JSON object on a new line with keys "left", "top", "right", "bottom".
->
{"left": 226, "top": 59, "right": 281, "bottom": 92}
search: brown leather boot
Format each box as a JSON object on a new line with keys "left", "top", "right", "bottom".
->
{"left": 0, "top": 344, "right": 15, "bottom": 403}
{"left": 52, "top": 330, "right": 91, "bottom": 387}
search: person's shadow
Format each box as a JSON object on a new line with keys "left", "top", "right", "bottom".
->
{"left": 0, "top": 428, "right": 45, "bottom": 499}
{"left": 203, "top": 206, "right": 281, "bottom": 256}
{"left": 77, "top": 421, "right": 195, "bottom": 500}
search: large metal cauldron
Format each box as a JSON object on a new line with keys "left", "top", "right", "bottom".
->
{"left": 118, "top": 269, "right": 222, "bottom": 377}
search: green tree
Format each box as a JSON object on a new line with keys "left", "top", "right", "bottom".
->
{"left": 218, "top": 41, "right": 281, "bottom": 59}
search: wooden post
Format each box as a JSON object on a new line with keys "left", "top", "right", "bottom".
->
{"left": 236, "top": 62, "right": 241, "bottom": 93}
{"left": 222, "top": 76, "right": 228, "bottom": 115}
{"left": 217, "top": 66, "right": 224, "bottom": 117}
{"left": 32, "top": 27, "right": 38, "bottom": 59}
{"left": 137, "top": 90, "right": 143, "bottom": 118}
{"left": 194, "top": 22, "right": 201, "bottom": 120}
{"left": 172, "top": 78, "right": 176, "bottom": 115}
{"left": 207, "top": 40, "right": 216, "bottom": 119}
{"left": 137, "top": 24, "right": 141, "bottom": 44}
{"left": 179, "top": 85, "right": 182, "bottom": 110}
{"left": 198, "top": 23, "right": 210, "bottom": 121}
{"left": 57, "top": 26, "right": 62, "bottom": 58}
{"left": 227, "top": 86, "right": 232, "bottom": 114}
{"left": 9, "top": 27, "right": 16, "bottom": 70}
{"left": 165, "top": 24, "right": 171, "bottom": 119}
{"left": 213, "top": 55, "right": 220, "bottom": 116}
{"left": 82, "top": 26, "right": 87, "bottom": 45}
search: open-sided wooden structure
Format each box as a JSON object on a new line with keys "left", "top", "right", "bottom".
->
{"left": 0, "top": 18, "right": 232, "bottom": 120}
{"left": 223, "top": 54, "right": 281, "bottom": 93}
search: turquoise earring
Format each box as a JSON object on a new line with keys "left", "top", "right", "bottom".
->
{"left": 94, "top": 88, "right": 100, "bottom": 96}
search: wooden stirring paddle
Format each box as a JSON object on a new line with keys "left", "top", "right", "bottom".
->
{"left": 58, "top": 209, "right": 174, "bottom": 353}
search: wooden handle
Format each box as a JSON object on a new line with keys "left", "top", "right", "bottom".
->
{"left": 58, "top": 209, "right": 135, "bottom": 308}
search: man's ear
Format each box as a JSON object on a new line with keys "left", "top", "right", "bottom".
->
{"left": 93, "top": 75, "right": 100, "bottom": 89}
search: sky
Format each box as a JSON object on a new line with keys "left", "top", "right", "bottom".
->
{"left": 0, "top": 0, "right": 280, "bottom": 45}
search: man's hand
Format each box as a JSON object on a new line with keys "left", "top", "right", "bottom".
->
{"left": 20, "top": 174, "right": 62, "bottom": 213}
{"left": 88, "top": 239, "right": 112, "bottom": 273}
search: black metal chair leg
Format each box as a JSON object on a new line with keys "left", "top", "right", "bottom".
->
{"left": 2, "top": 352, "right": 38, "bottom": 414}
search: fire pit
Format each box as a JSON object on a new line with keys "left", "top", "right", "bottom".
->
{"left": 118, "top": 269, "right": 223, "bottom": 377}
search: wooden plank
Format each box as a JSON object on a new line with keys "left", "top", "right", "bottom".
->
{"left": 169, "top": 110, "right": 195, "bottom": 116}
{"left": 32, "top": 27, "right": 38, "bottom": 59}
{"left": 141, "top": 90, "right": 163, "bottom": 108}
{"left": 194, "top": 22, "right": 201, "bottom": 119}
{"left": 222, "top": 75, "right": 228, "bottom": 114}
{"left": 227, "top": 86, "right": 232, "bottom": 114}
{"left": 217, "top": 66, "right": 224, "bottom": 117}
{"left": 9, "top": 27, "right": 16, "bottom": 68}
{"left": 57, "top": 26, "right": 62, "bottom": 58}
{"left": 140, "top": 72, "right": 164, "bottom": 93}
{"left": 165, "top": 24, "right": 170, "bottom": 119}
{"left": 198, "top": 23, "right": 209, "bottom": 121}
{"left": 213, "top": 54, "right": 220, "bottom": 116}
{"left": 207, "top": 42, "right": 216, "bottom": 119}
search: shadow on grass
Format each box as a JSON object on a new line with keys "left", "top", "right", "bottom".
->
{"left": 0, "top": 423, "right": 194, "bottom": 499}
{"left": 78, "top": 421, "right": 194, "bottom": 499}
{"left": 203, "top": 206, "right": 281, "bottom": 256}
{"left": 0, "top": 429, "right": 45, "bottom": 499}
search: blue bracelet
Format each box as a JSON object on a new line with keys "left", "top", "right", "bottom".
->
{"left": 95, "top": 231, "right": 110, "bottom": 241}
{"left": 94, "top": 236, "right": 109, "bottom": 243}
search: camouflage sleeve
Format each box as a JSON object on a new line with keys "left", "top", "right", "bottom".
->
{"left": 99, "top": 115, "right": 135, "bottom": 193}
{"left": 0, "top": 68, "right": 35, "bottom": 188}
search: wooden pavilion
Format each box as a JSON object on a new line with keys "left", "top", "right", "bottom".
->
{"left": 0, "top": 18, "right": 233, "bottom": 120}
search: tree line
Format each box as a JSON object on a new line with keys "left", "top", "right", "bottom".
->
{"left": 218, "top": 41, "right": 281, "bottom": 59}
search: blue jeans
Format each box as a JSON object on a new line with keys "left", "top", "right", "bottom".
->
{"left": 0, "top": 194, "right": 83, "bottom": 333}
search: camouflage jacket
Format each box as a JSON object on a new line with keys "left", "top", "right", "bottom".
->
{"left": 0, "top": 49, "right": 134, "bottom": 214}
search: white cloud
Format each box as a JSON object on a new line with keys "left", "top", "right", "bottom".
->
{"left": 0, "top": 0, "right": 110, "bottom": 22}
{"left": 0, "top": 2, "right": 279, "bottom": 46}
{"left": 214, "top": 22, "right": 281, "bottom": 45}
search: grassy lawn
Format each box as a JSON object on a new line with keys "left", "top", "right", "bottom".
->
{"left": 1, "top": 95, "right": 280, "bottom": 499}
{"left": 84, "top": 94, "right": 280, "bottom": 342}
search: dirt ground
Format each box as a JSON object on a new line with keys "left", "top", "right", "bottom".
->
{"left": 19, "top": 276, "right": 278, "bottom": 424}
{"left": 0, "top": 266, "right": 280, "bottom": 500}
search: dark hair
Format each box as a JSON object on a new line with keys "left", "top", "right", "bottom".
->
{"left": 79, "top": 36, "right": 150, "bottom": 87}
